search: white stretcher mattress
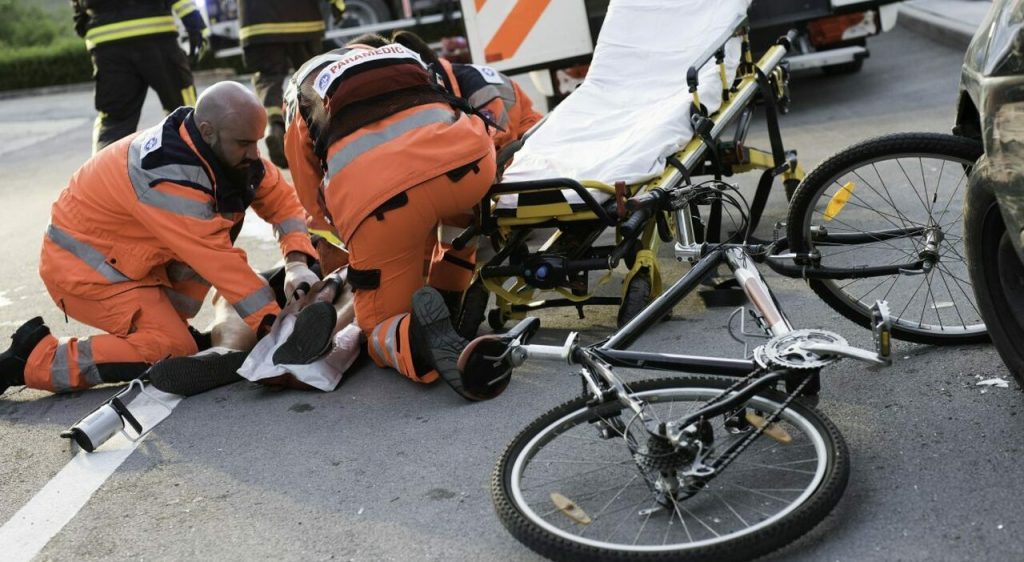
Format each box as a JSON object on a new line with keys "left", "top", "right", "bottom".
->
{"left": 498, "top": 0, "right": 750, "bottom": 211}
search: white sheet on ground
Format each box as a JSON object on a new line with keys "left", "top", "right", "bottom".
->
{"left": 500, "top": 0, "right": 750, "bottom": 208}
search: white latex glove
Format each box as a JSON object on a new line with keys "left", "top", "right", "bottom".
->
{"left": 283, "top": 261, "right": 320, "bottom": 302}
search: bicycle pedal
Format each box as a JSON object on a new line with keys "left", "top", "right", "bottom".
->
{"left": 744, "top": 412, "right": 792, "bottom": 444}
{"left": 871, "top": 300, "right": 893, "bottom": 365}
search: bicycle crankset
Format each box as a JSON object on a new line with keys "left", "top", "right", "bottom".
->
{"left": 754, "top": 327, "right": 891, "bottom": 369}
{"left": 753, "top": 329, "right": 848, "bottom": 370}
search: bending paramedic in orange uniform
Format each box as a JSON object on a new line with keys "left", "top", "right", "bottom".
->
{"left": 282, "top": 32, "right": 541, "bottom": 334}
{"left": 0, "top": 82, "right": 318, "bottom": 396}
{"left": 290, "top": 38, "right": 513, "bottom": 400}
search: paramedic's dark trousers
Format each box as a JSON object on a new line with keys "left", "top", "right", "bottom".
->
{"left": 243, "top": 40, "right": 322, "bottom": 118}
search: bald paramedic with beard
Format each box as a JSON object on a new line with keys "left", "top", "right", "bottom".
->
{"left": 0, "top": 82, "right": 318, "bottom": 395}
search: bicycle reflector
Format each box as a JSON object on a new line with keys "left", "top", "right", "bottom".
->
{"left": 823, "top": 181, "right": 856, "bottom": 221}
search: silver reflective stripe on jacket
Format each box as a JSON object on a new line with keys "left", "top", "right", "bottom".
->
{"left": 234, "top": 285, "right": 276, "bottom": 319}
{"left": 163, "top": 287, "right": 204, "bottom": 318}
{"left": 326, "top": 108, "right": 458, "bottom": 181}
{"left": 46, "top": 224, "right": 130, "bottom": 284}
{"left": 127, "top": 131, "right": 215, "bottom": 220}
{"left": 273, "top": 218, "right": 308, "bottom": 240}
{"left": 467, "top": 81, "right": 516, "bottom": 129}
{"left": 166, "top": 260, "right": 209, "bottom": 286}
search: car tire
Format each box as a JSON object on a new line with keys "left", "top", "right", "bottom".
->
{"left": 965, "top": 159, "right": 1024, "bottom": 385}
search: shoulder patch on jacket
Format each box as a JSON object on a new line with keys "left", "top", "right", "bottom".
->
{"left": 467, "top": 64, "right": 505, "bottom": 85}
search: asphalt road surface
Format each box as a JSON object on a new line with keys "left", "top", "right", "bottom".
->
{"left": 1, "top": 26, "right": 1022, "bottom": 561}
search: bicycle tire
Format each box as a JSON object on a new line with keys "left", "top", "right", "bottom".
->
{"left": 491, "top": 376, "right": 849, "bottom": 562}
{"left": 787, "top": 133, "right": 986, "bottom": 345}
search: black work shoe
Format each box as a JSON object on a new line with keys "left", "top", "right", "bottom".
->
{"left": 437, "top": 289, "right": 463, "bottom": 320}
{"left": 272, "top": 301, "right": 336, "bottom": 366}
{"left": 265, "top": 119, "right": 288, "bottom": 169}
{"left": 147, "top": 350, "right": 247, "bottom": 397}
{"left": 0, "top": 317, "right": 51, "bottom": 395}
{"left": 409, "top": 287, "right": 510, "bottom": 401}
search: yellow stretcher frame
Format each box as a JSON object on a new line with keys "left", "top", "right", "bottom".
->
{"left": 472, "top": 27, "right": 806, "bottom": 329}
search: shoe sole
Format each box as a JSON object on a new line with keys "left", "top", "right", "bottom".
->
{"left": 272, "top": 301, "right": 336, "bottom": 366}
{"left": 148, "top": 351, "right": 247, "bottom": 396}
{"left": 411, "top": 288, "right": 468, "bottom": 390}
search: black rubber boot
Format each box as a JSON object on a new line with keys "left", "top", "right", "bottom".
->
{"left": 147, "top": 350, "right": 248, "bottom": 397}
{"left": 0, "top": 317, "right": 51, "bottom": 395}
{"left": 272, "top": 301, "right": 337, "bottom": 365}
{"left": 437, "top": 289, "right": 463, "bottom": 320}
{"left": 409, "top": 287, "right": 509, "bottom": 401}
{"left": 265, "top": 116, "right": 288, "bottom": 169}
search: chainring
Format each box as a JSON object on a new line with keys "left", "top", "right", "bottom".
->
{"left": 753, "top": 329, "right": 848, "bottom": 370}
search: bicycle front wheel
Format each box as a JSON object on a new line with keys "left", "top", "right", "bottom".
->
{"left": 787, "top": 133, "right": 986, "bottom": 344}
{"left": 491, "top": 376, "right": 849, "bottom": 562}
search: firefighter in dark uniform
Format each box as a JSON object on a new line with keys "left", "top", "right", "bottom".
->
{"left": 238, "top": 0, "right": 347, "bottom": 169}
{"left": 71, "top": 0, "right": 208, "bottom": 154}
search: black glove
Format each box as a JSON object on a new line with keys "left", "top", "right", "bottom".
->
{"left": 181, "top": 11, "right": 208, "bottom": 64}
{"left": 71, "top": 1, "right": 89, "bottom": 38}
{"left": 329, "top": 0, "right": 346, "bottom": 23}
{"left": 187, "top": 28, "right": 207, "bottom": 63}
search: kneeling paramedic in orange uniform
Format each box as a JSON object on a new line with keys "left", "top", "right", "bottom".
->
{"left": 289, "top": 38, "right": 513, "bottom": 400}
{"left": 0, "top": 82, "right": 319, "bottom": 396}
{"left": 282, "top": 32, "right": 541, "bottom": 337}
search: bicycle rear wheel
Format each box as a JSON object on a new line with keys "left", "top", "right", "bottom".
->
{"left": 787, "top": 133, "right": 986, "bottom": 344}
{"left": 491, "top": 376, "right": 848, "bottom": 562}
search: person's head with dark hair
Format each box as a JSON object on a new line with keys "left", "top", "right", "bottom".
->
{"left": 345, "top": 33, "right": 389, "bottom": 49}
{"left": 391, "top": 30, "right": 440, "bottom": 67}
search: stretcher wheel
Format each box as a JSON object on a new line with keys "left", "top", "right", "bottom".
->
{"left": 617, "top": 269, "right": 656, "bottom": 328}
{"left": 488, "top": 308, "right": 508, "bottom": 331}
{"left": 455, "top": 281, "right": 490, "bottom": 340}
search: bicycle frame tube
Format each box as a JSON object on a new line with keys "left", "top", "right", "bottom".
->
{"left": 724, "top": 247, "right": 792, "bottom": 337}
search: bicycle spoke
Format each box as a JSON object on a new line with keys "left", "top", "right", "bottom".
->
{"left": 919, "top": 269, "right": 942, "bottom": 330}
{"left": 935, "top": 264, "right": 970, "bottom": 330}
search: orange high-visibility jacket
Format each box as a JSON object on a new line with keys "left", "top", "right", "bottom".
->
{"left": 313, "top": 45, "right": 494, "bottom": 242}
{"left": 284, "top": 47, "right": 538, "bottom": 241}
{"left": 41, "top": 107, "right": 316, "bottom": 331}
{"left": 437, "top": 59, "right": 542, "bottom": 151}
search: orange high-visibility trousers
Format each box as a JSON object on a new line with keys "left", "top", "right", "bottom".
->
{"left": 23, "top": 272, "right": 205, "bottom": 393}
{"left": 352, "top": 157, "right": 495, "bottom": 382}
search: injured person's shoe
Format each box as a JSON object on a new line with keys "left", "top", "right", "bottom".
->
{"left": 272, "top": 301, "right": 336, "bottom": 366}
{"left": 147, "top": 350, "right": 247, "bottom": 397}
{"left": 0, "top": 316, "right": 50, "bottom": 395}
{"left": 409, "top": 287, "right": 511, "bottom": 401}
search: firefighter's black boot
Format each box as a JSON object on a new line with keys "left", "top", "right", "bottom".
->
{"left": 265, "top": 115, "right": 288, "bottom": 169}
{"left": 0, "top": 317, "right": 50, "bottom": 395}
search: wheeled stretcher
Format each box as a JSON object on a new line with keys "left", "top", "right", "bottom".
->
{"left": 453, "top": 0, "right": 807, "bottom": 336}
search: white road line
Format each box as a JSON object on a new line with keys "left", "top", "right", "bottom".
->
{"left": 0, "top": 389, "right": 182, "bottom": 562}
